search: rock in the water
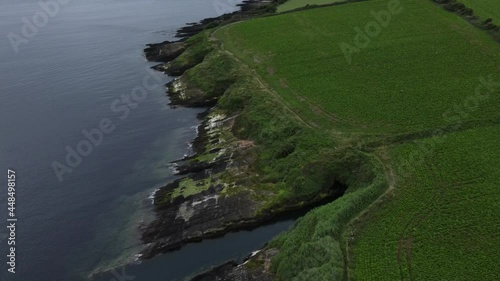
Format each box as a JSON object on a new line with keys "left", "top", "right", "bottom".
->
{"left": 144, "top": 41, "right": 186, "bottom": 62}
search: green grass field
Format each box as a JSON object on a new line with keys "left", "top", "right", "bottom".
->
{"left": 208, "top": 0, "right": 500, "bottom": 279}
{"left": 217, "top": 0, "right": 500, "bottom": 134}
{"left": 277, "top": 0, "right": 346, "bottom": 13}
{"left": 459, "top": 0, "right": 500, "bottom": 22}
{"left": 352, "top": 125, "right": 500, "bottom": 280}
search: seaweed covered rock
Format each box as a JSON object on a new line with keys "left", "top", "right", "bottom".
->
{"left": 144, "top": 40, "right": 186, "bottom": 62}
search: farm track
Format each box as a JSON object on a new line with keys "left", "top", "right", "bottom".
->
{"left": 395, "top": 164, "right": 444, "bottom": 281}
{"left": 220, "top": 47, "right": 316, "bottom": 130}
{"left": 214, "top": 26, "right": 500, "bottom": 151}
{"left": 344, "top": 147, "right": 396, "bottom": 281}
{"left": 359, "top": 117, "right": 500, "bottom": 151}
{"left": 212, "top": 28, "right": 380, "bottom": 135}
{"left": 216, "top": 38, "right": 500, "bottom": 280}
{"left": 208, "top": 11, "right": 500, "bottom": 278}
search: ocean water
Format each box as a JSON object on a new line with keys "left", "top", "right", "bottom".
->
{"left": 0, "top": 1, "right": 295, "bottom": 281}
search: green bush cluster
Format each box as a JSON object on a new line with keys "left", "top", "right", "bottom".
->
{"left": 269, "top": 152, "right": 387, "bottom": 281}
{"left": 184, "top": 51, "right": 240, "bottom": 99}
{"left": 176, "top": 32, "right": 371, "bottom": 211}
{"left": 433, "top": 0, "right": 500, "bottom": 41}
{"left": 457, "top": 0, "right": 499, "bottom": 23}
{"left": 166, "top": 30, "right": 215, "bottom": 75}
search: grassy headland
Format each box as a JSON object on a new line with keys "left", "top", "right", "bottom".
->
{"left": 216, "top": 0, "right": 499, "bottom": 133}
{"left": 146, "top": 0, "right": 499, "bottom": 279}
{"left": 210, "top": 0, "right": 500, "bottom": 279}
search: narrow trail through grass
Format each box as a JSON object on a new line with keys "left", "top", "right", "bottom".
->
{"left": 189, "top": 0, "right": 500, "bottom": 279}
{"left": 217, "top": 39, "right": 317, "bottom": 130}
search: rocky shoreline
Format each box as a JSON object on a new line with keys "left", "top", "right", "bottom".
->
{"left": 139, "top": 0, "right": 351, "bottom": 279}
{"left": 140, "top": 0, "right": 272, "bottom": 260}
{"left": 134, "top": 0, "right": 500, "bottom": 279}
{"left": 144, "top": 0, "right": 275, "bottom": 63}
{"left": 139, "top": 105, "right": 348, "bottom": 260}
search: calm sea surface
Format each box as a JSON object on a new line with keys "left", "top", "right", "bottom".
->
{"left": 0, "top": 1, "right": 294, "bottom": 281}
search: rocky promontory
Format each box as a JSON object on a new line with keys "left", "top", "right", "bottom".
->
{"left": 139, "top": 1, "right": 368, "bottom": 279}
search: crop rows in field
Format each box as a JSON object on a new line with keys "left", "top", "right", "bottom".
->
{"left": 352, "top": 125, "right": 500, "bottom": 280}
{"left": 212, "top": 0, "right": 500, "bottom": 279}
{"left": 217, "top": 0, "right": 500, "bottom": 134}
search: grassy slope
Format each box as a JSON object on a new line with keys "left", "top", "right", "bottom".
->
{"left": 217, "top": 0, "right": 500, "bottom": 134}
{"left": 459, "top": 0, "right": 500, "bottom": 22}
{"left": 219, "top": 1, "right": 499, "bottom": 132}
{"left": 212, "top": 0, "right": 500, "bottom": 280}
{"left": 277, "top": 0, "right": 346, "bottom": 13}
{"left": 352, "top": 126, "right": 500, "bottom": 280}
{"left": 268, "top": 151, "right": 388, "bottom": 280}
{"left": 161, "top": 33, "right": 367, "bottom": 212}
{"left": 280, "top": 0, "right": 500, "bottom": 21}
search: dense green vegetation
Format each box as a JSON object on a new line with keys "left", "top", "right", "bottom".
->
{"left": 211, "top": 72, "right": 358, "bottom": 207}
{"left": 458, "top": 0, "right": 500, "bottom": 22}
{"left": 166, "top": 31, "right": 214, "bottom": 75}
{"left": 269, "top": 151, "right": 387, "bottom": 280}
{"left": 162, "top": 46, "right": 359, "bottom": 212}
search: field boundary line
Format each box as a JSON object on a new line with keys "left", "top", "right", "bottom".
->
{"left": 344, "top": 147, "right": 395, "bottom": 281}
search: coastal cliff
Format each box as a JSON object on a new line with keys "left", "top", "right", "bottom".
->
{"left": 141, "top": 31, "right": 352, "bottom": 258}
{"left": 140, "top": 24, "right": 387, "bottom": 279}
{"left": 140, "top": 1, "right": 388, "bottom": 279}
{"left": 139, "top": 0, "right": 500, "bottom": 280}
